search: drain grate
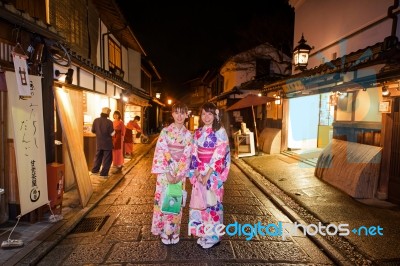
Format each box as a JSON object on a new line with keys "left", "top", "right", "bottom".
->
{"left": 70, "top": 215, "right": 109, "bottom": 234}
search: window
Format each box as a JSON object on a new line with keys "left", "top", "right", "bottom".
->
{"left": 108, "top": 38, "right": 121, "bottom": 71}
{"left": 49, "top": 0, "right": 98, "bottom": 60}
{"left": 12, "top": 0, "right": 47, "bottom": 22}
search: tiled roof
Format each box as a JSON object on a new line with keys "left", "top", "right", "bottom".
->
{"left": 261, "top": 37, "right": 400, "bottom": 94}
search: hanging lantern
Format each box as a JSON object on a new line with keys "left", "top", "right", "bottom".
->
{"left": 293, "top": 34, "right": 312, "bottom": 71}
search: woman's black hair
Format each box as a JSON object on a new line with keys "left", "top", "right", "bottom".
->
{"left": 113, "top": 110, "right": 122, "bottom": 119}
{"left": 200, "top": 102, "right": 222, "bottom": 132}
{"left": 172, "top": 102, "right": 188, "bottom": 113}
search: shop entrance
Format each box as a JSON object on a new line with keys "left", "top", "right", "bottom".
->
{"left": 287, "top": 95, "right": 320, "bottom": 150}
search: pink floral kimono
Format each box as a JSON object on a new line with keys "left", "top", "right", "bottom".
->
{"left": 151, "top": 123, "right": 193, "bottom": 237}
{"left": 188, "top": 126, "right": 231, "bottom": 243}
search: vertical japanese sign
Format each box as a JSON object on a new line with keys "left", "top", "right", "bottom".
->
{"left": 6, "top": 71, "right": 48, "bottom": 216}
{"left": 11, "top": 52, "right": 31, "bottom": 97}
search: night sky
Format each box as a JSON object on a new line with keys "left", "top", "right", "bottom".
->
{"left": 116, "top": 1, "right": 294, "bottom": 98}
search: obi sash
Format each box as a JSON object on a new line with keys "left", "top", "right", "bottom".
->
{"left": 168, "top": 144, "right": 185, "bottom": 161}
{"left": 198, "top": 147, "right": 215, "bottom": 163}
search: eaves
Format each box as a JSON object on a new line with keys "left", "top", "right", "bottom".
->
{"left": 92, "top": 0, "right": 146, "bottom": 55}
{"left": 261, "top": 40, "right": 400, "bottom": 96}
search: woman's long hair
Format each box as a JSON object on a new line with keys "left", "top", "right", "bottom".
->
{"left": 200, "top": 102, "right": 222, "bottom": 132}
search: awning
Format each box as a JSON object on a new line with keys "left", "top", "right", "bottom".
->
{"left": 127, "top": 94, "right": 151, "bottom": 107}
{"left": 226, "top": 95, "right": 276, "bottom": 111}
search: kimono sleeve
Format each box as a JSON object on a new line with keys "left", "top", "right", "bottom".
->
{"left": 151, "top": 128, "right": 170, "bottom": 174}
{"left": 201, "top": 127, "right": 231, "bottom": 183}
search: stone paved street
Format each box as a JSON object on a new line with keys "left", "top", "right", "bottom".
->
{"left": 36, "top": 146, "right": 334, "bottom": 265}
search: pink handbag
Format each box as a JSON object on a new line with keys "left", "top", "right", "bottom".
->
{"left": 189, "top": 182, "right": 207, "bottom": 210}
{"left": 206, "top": 189, "right": 217, "bottom": 207}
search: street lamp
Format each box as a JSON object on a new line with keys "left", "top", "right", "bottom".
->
{"left": 167, "top": 99, "right": 172, "bottom": 105}
{"left": 293, "top": 34, "right": 313, "bottom": 71}
{"left": 156, "top": 92, "right": 161, "bottom": 99}
{"left": 54, "top": 68, "right": 74, "bottom": 84}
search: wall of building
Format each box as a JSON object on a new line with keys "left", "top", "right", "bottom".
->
{"left": 128, "top": 49, "right": 141, "bottom": 89}
{"left": 291, "top": 0, "right": 393, "bottom": 70}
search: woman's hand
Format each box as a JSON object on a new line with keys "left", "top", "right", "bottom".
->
{"left": 199, "top": 167, "right": 212, "bottom": 185}
{"left": 166, "top": 172, "right": 180, "bottom": 184}
{"left": 166, "top": 172, "right": 175, "bottom": 183}
{"left": 200, "top": 173, "right": 210, "bottom": 185}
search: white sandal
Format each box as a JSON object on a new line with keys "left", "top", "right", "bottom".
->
{"left": 170, "top": 234, "right": 180, "bottom": 244}
{"left": 196, "top": 237, "right": 205, "bottom": 246}
{"left": 201, "top": 238, "right": 220, "bottom": 249}
{"left": 160, "top": 233, "right": 171, "bottom": 245}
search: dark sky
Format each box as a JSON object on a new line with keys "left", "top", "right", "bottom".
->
{"left": 116, "top": 1, "right": 294, "bottom": 98}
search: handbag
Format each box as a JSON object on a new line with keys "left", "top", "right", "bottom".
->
{"left": 189, "top": 182, "right": 207, "bottom": 210}
{"left": 206, "top": 189, "right": 218, "bottom": 207}
{"left": 161, "top": 181, "right": 183, "bottom": 214}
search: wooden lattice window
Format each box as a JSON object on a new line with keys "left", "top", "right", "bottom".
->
{"left": 108, "top": 38, "right": 123, "bottom": 77}
{"left": 10, "top": 0, "right": 47, "bottom": 22}
{"left": 108, "top": 38, "right": 121, "bottom": 69}
{"left": 48, "top": 0, "right": 98, "bottom": 61}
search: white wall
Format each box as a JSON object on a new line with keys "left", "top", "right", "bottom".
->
{"left": 220, "top": 43, "right": 292, "bottom": 92}
{"left": 96, "top": 21, "right": 141, "bottom": 90}
{"left": 220, "top": 61, "right": 254, "bottom": 92}
{"left": 128, "top": 49, "right": 141, "bottom": 89}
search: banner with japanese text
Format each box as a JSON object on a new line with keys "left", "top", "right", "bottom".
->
{"left": 6, "top": 71, "right": 48, "bottom": 216}
{"left": 11, "top": 52, "right": 31, "bottom": 97}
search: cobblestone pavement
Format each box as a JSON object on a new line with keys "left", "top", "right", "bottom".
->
{"left": 35, "top": 145, "right": 334, "bottom": 265}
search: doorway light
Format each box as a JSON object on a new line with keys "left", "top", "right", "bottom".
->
{"left": 382, "top": 85, "right": 390, "bottom": 96}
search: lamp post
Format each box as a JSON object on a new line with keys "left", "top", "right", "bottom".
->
{"left": 293, "top": 34, "right": 312, "bottom": 71}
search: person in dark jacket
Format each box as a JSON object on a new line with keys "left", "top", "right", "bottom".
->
{"left": 91, "top": 107, "right": 115, "bottom": 178}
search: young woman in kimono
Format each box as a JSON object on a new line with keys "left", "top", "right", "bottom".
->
{"left": 112, "top": 110, "right": 125, "bottom": 174}
{"left": 189, "top": 102, "right": 231, "bottom": 249}
{"left": 151, "top": 103, "right": 193, "bottom": 245}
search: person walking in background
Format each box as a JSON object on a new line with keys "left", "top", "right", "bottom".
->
{"left": 112, "top": 110, "right": 125, "bottom": 174}
{"left": 131, "top": 115, "right": 142, "bottom": 139}
{"left": 124, "top": 115, "right": 142, "bottom": 156}
{"left": 91, "top": 107, "right": 115, "bottom": 178}
{"left": 151, "top": 103, "right": 193, "bottom": 245}
{"left": 124, "top": 119, "right": 134, "bottom": 158}
{"left": 188, "top": 102, "right": 231, "bottom": 249}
